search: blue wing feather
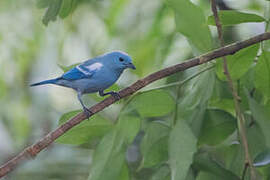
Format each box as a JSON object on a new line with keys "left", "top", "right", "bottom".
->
{"left": 61, "top": 66, "right": 94, "bottom": 80}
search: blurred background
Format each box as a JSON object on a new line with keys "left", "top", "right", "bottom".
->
{"left": 0, "top": 0, "right": 267, "bottom": 179}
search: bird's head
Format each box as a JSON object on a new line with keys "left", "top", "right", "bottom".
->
{"left": 103, "top": 51, "right": 136, "bottom": 71}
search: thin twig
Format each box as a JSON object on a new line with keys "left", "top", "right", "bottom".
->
{"left": 141, "top": 65, "right": 214, "bottom": 92}
{"left": 242, "top": 162, "right": 249, "bottom": 180}
{"left": 210, "top": 1, "right": 256, "bottom": 179}
{"left": 1, "top": 32, "right": 270, "bottom": 178}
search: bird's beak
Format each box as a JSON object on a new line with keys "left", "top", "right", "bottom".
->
{"left": 127, "top": 62, "right": 136, "bottom": 70}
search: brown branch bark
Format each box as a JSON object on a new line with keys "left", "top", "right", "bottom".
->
{"left": 1, "top": 32, "right": 270, "bottom": 178}
{"left": 210, "top": 1, "right": 256, "bottom": 179}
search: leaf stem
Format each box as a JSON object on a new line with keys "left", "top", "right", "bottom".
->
{"left": 241, "top": 162, "right": 249, "bottom": 180}
{"left": 141, "top": 65, "right": 214, "bottom": 93}
{"left": 210, "top": 1, "right": 256, "bottom": 179}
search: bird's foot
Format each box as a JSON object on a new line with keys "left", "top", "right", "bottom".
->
{"left": 110, "top": 92, "right": 121, "bottom": 100}
{"left": 83, "top": 107, "right": 93, "bottom": 119}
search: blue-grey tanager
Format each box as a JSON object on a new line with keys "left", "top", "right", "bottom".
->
{"left": 30, "top": 51, "right": 136, "bottom": 117}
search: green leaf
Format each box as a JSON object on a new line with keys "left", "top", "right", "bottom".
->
{"left": 56, "top": 110, "right": 113, "bottom": 145}
{"left": 150, "top": 165, "right": 170, "bottom": 180}
{"left": 227, "top": 144, "right": 246, "bottom": 176}
{"left": 169, "top": 119, "right": 197, "bottom": 180}
{"left": 179, "top": 69, "right": 215, "bottom": 112}
{"left": 246, "top": 123, "right": 267, "bottom": 160}
{"left": 144, "top": 136, "right": 168, "bottom": 167}
{"left": 118, "top": 163, "right": 129, "bottom": 180}
{"left": 246, "top": 93, "right": 270, "bottom": 147}
{"left": 167, "top": 0, "right": 212, "bottom": 53}
{"left": 58, "top": 110, "right": 81, "bottom": 124}
{"left": 254, "top": 149, "right": 270, "bottom": 167}
{"left": 177, "top": 68, "right": 215, "bottom": 136}
{"left": 255, "top": 51, "right": 270, "bottom": 100}
{"left": 42, "top": 0, "right": 63, "bottom": 26}
{"left": 131, "top": 90, "right": 175, "bottom": 118}
{"left": 141, "top": 122, "right": 170, "bottom": 168}
{"left": 196, "top": 172, "right": 220, "bottom": 180}
{"left": 38, "top": 0, "right": 80, "bottom": 24}
{"left": 209, "top": 99, "right": 235, "bottom": 115}
{"left": 185, "top": 168, "right": 196, "bottom": 180}
{"left": 198, "top": 109, "right": 237, "bottom": 146}
{"left": 88, "top": 130, "right": 126, "bottom": 180}
{"left": 37, "top": 0, "right": 50, "bottom": 8}
{"left": 59, "top": 0, "right": 77, "bottom": 19}
{"left": 116, "top": 115, "right": 141, "bottom": 144}
{"left": 193, "top": 152, "right": 240, "bottom": 180}
{"left": 208, "top": 10, "right": 265, "bottom": 26}
{"left": 88, "top": 116, "right": 140, "bottom": 180}
{"left": 216, "top": 44, "right": 259, "bottom": 80}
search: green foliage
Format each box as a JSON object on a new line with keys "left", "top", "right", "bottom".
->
{"left": 87, "top": 129, "right": 127, "bottom": 180}
{"left": 255, "top": 51, "right": 270, "bottom": 100}
{"left": 177, "top": 68, "right": 215, "bottom": 136}
{"left": 247, "top": 93, "right": 270, "bottom": 147}
{"left": 37, "top": 0, "right": 80, "bottom": 25}
{"left": 56, "top": 111, "right": 113, "bottom": 145}
{"left": 141, "top": 122, "right": 170, "bottom": 168}
{"left": 208, "top": 10, "right": 265, "bottom": 26}
{"left": 198, "top": 109, "right": 237, "bottom": 146}
{"left": 59, "top": 0, "right": 77, "bottom": 18}
{"left": 37, "top": 0, "right": 50, "bottom": 8}
{"left": 196, "top": 172, "right": 219, "bottom": 180}
{"left": 131, "top": 90, "right": 175, "bottom": 118}
{"left": 169, "top": 119, "right": 197, "bottom": 180}
{"left": 178, "top": 69, "right": 215, "bottom": 110}
{"left": 216, "top": 44, "right": 259, "bottom": 81}
{"left": 149, "top": 165, "right": 170, "bottom": 180}
{"left": 42, "top": 0, "right": 63, "bottom": 26}
{"left": 87, "top": 115, "right": 140, "bottom": 180}
{"left": 254, "top": 149, "right": 270, "bottom": 167}
{"left": 193, "top": 151, "right": 240, "bottom": 180}
{"left": 167, "top": 0, "right": 212, "bottom": 53}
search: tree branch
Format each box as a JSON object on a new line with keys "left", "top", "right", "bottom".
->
{"left": 210, "top": 1, "right": 256, "bottom": 179}
{"left": 1, "top": 32, "right": 270, "bottom": 178}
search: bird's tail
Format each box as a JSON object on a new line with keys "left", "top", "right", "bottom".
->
{"left": 30, "top": 78, "right": 60, "bottom": 87}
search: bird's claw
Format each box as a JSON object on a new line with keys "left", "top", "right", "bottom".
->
{"left": 83, "top": 107, "right": 93, "bottom": 119}
{"left": 111, "top": 92, "right": 121, "bottom": 100}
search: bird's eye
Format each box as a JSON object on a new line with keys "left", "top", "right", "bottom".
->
{"left": 119, "top": 57, "right": 124, "bottom": 62}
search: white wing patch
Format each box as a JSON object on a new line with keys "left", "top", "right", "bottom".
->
{"left": 76, "top": 65, "right": 91, "bottom": 75}
{"left": 76, "top": 62, "right": 103, "bottom": 76}
{"left": 87, "top": 62, "right": 103, "bottom": 71}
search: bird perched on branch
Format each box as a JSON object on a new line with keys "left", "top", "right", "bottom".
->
{"left": 30, "top": 51, "right": 136, "bottom": 117}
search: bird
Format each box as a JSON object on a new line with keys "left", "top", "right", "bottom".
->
{"left": 30, "top": 51, "right": 136, "bottom": 117}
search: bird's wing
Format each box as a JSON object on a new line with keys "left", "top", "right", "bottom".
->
{"left": 61, "top": 62, "right": 103, "bottom": 80}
